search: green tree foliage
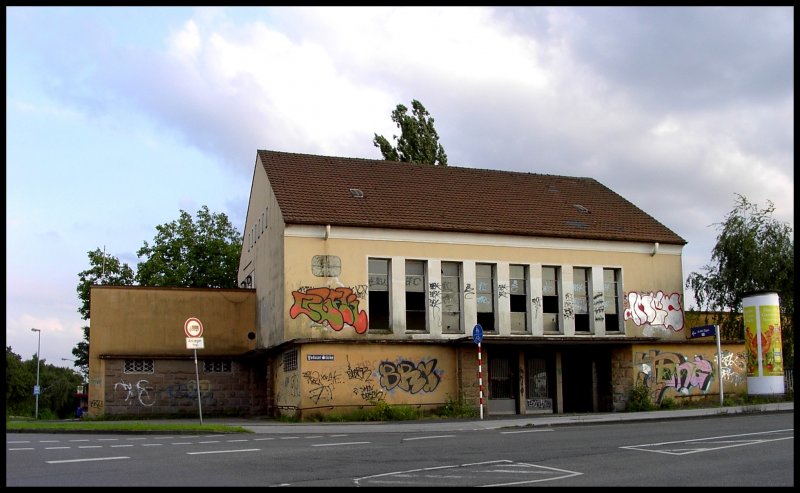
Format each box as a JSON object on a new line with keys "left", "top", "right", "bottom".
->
{"left": 6, "top": 347, "right": 83, "bottom": 419}
{"left": 76, "top": 247, "right": 135, "bottom": 320}
{"left": 71, "top": 326, "right": 90, "bottom": 381}
{"left": 373, "top": 99, "right": 448, "bottom": 166}
{"left": 686, "top": 194, "right": 794, "bottom": 363}
{"left": 75, "top": 249, "right": 134, "bottom": 376}
{"left": 135, "top": 205, "right": 242, "bottom": 288}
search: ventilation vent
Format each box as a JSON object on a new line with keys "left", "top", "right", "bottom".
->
{"left": 573, "top": 204, "right": 589, "bottom": 213}
{"left": 547, "top": 185, "right": 558, "bottom": 192}
{"left": 349, "top": 188, "right": 364, "bottom": 198}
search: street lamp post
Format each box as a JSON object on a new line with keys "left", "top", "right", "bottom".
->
{"left": 31, "top": 328, "right": 41, "bottom": 419}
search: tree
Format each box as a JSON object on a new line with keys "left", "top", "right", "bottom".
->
{"left": 135, "top": 205, "right": 242, "bottom": 288}
{"left": 75, "top": 249, "right": 134, "bottom": 376}
{"left": 76, "top": 247, "right": 135, "bottom": 320}
{"left": 73, "top": 206, "right": 242, "bottom": 372}
{"left": 6, "top": 347, "right": 83, "bottom": 419}
{"left": 373, "top": 99, "right": 448, "bottom": 166}
{"left": 686, "top": 194, "right": 794, "bottom": 364}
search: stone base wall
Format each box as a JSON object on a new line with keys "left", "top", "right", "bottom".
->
{"left": 102, "top": 358, "right": 271, "bottom": 417}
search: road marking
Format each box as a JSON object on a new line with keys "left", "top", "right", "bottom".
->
{"left": 621, "top": 429, "right": 794, "bottom": 455}
{"left": 500, "top": 429, "right": 554, "bottom": 434}
{"left": 403, "top": 435, "right": 456, "bottom": 441}
{"left": 47, "top": 456, "right": 130, "bottom": 464}
{"left": 312, "top": 442, "right": 371, "bottom": 447}
{"left": 187, "top": 449, "right": 261, "bottom": 455}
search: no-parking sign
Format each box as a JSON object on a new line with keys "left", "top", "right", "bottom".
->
{"left": 184, "top": 318, "right": 204, "bottom": 338}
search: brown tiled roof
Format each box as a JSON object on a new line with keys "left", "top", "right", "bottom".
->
{"left": 258, "top": 150, "right": 686, "bottom": 245}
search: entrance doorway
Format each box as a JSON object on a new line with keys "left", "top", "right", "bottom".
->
{"left": 487, "top": 352, "right": 518, "bottom": 414}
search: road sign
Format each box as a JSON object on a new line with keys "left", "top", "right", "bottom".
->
{"left": 184, "top": 318, "right": 204, "bottom": 338}
{"left": 33, "top": 385, "right": 40, "bottom": 396}
{"left": 186, "top": 337, "right": 205, "bottom": 349}
{"left": 690, "top": 325, "right": 715, "bottom": 338}
{"left": 472, "top": 324, "right": 484, "bottom": 344}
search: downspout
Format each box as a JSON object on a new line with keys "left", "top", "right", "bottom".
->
{"left": 651, "top": 242, "right": 659, "bottom": 257}
{"left": 324, "top": 224, "right": 331, "bottom": 241}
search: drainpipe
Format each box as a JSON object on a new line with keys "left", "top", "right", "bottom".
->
{"left": 324, "top": 224, "right": 331, "bottom": 240}
{"left": 650, "top": 242, "right": 659, "bottom": 257}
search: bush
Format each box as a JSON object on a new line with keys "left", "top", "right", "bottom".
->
{"left": 627, "top": 383, "right": 655, "bottom": 412}
{"left": 659, "top": 397, "right": 677, "bottom": 410}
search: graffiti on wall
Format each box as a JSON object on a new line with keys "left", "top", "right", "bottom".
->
{"left": 114, "top": 379, "right": 156, "bottom": 407}
{"left": 634, "top": 349, "right": 715, "bottom": 403}
{"left": 593, "top": 292, "right": 605, "bottom": 322}
{"left": 165, "top": 380, "right": 213, "bottom": 404}
{"left": 378, "top": 358, "right": 442, "bottom": 394}
{"left": 464, "top": 284, "right": 475, "bottom": 299}
{"left": 290, "top": 286, "right": 369, "bottom": 333}
{"left": 563, "top": 293, "right": 574, "bottom": 320}
{"left": 624, "top": 291, "right": 684, "bottom": 331}
{"left": 302, "top": 369, "right": 343, "bottom": 404}
{"left": 498, "top": 284, "right": 509, "bottom": 298}
{"left": 531, "top": 296, "right": 541, "bottom": 322}
{"left": 719, "top": 350, "right": 747, "bottom": 387}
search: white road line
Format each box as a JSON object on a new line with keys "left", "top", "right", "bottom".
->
{"left": 312, "top": 442, "right": 371, "bottom": 447}
{"left": 403, "top": 435, "right": 456, "bottom": 441}
{"left": 500, "top": 429, "right": 554, "bottom": 434}
{"left": 8, "top": 448, "right": 35, "bottom": 451}
{"left": 45, "top": 447, "right": 71, "bottom": 450}
{"left": 47, "top": 456, "right": 130, "bottom": 464}
{"left": 187, "top": 449, "right": 261, "bottom": 455}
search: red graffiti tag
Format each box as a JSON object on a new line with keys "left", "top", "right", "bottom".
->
{"left": 290, "top": 287, "right": 369, "bottom": 333}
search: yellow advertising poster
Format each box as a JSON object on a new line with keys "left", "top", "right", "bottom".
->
{"left": 743, "top": 306, "right": 758, "bottom": 376}
{"left": 759, "top": 305, "right": 783, "bottom": 376}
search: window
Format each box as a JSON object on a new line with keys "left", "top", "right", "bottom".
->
{"left": 369, "top": 258, "right": 391, "bottom": 331}
{"left": 542, "top": 266, "right": 560, "bottom": 332}
{"left": 124, "top": 359, "right": 154, "bottom": 374}
{"left": 441, "top": 261, "right": 462, "bottom": 333}
{"left": 283, "top": 350, "right": 298, "bottom": 372}
{"left": 203, "top": 360, "right": 232, "bottom": 373}
{"left": 476, "top": 263, "right": 496, "bottom": 332}
{"left": 574, "top": 267, "right": 590, "bottom": 332}
{"left": 405, "top": 260, "right": 427, "bottom": 331}
{"left": 604, "top": 268, "right": 621, "bottom": 332}
{"left": 510, "top": 264, "right": 528, "bottom": 333}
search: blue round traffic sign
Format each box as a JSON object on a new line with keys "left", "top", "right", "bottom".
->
{"left": 472, "top": 324, "right": 483, "bottom": 344}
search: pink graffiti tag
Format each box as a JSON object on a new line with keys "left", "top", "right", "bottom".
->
{"left": 624, "top": 291, "right": 684, "bottom": 331}
{"left": 290, "top": 287, "right": 369, "bottom": 333}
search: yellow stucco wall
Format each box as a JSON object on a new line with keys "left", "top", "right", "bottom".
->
{"left": 274, "top": 343, "right": 457, "bottom": 417}
{"left": 280, "top": 232, "right": 686, "bottom": 342}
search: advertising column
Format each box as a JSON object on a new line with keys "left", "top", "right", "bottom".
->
{"left": 743, "top": 292, "right": 784, "bottom": 395}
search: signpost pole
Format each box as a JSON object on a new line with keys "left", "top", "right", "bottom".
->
{"left": 185, "top": 318, "right": 205, "bottom": 425}
{"left": 478, "top": 341, "right": 484, "bottom": 420}
{"left": 473, "top": 324, "right": 484, "bottom": 420}
{"left": 715, "top": 325, "right": 724, "bottom": 407}
{"left": 194, "top": 348, "right": 203, "bottom": 425}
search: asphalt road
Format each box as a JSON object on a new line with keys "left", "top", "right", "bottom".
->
{"left": 6, "top": 411, "right": 793, "bottom": 486}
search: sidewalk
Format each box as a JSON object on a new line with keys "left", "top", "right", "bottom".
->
{"left": 189, "top": 401, "right": 794, "bottom": 434}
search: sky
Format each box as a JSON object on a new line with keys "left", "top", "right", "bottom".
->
{"left": 6, "top": 7, "right": 794, "bottom": 369}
